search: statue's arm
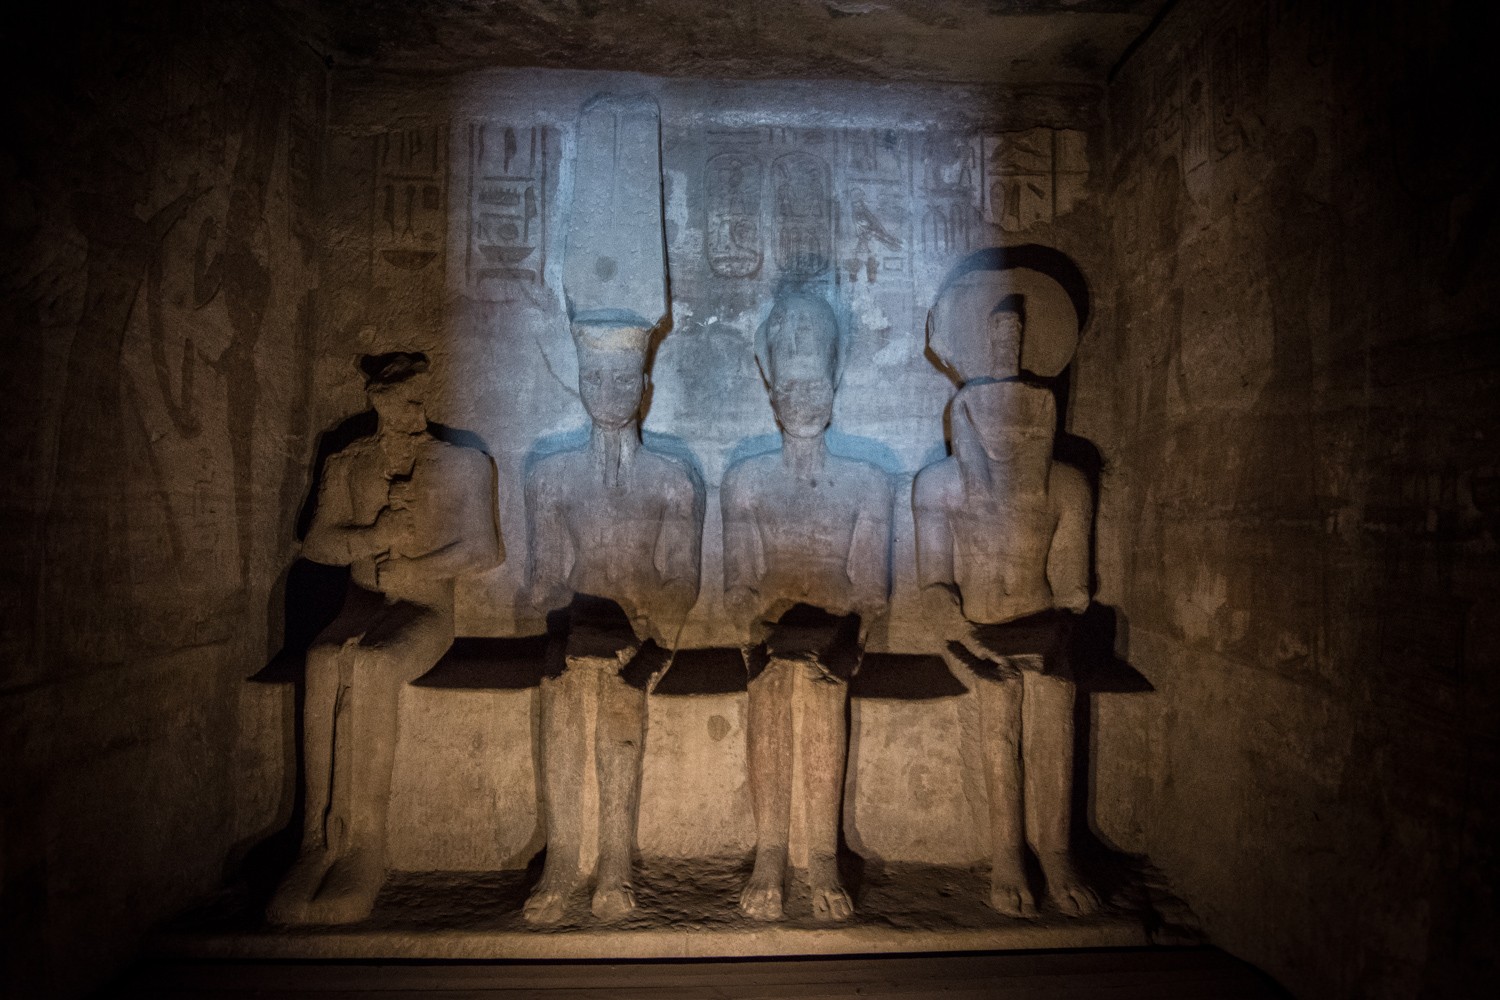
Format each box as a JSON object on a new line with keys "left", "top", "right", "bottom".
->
{"left": 847, "top": 470, "right": 894, "bottom": 618}
{"left": 396, "top": 451, "right": 505, "bottom": 579}
{"left": 1047, "top": 464, "right": 1092, "bottom": 613}
{"left": 302, "top": 454, "right": 383, "bottom": 566}
{"left": 720, "top": 467, "right": 765, "bottom": 626}
{"left": 651, "top": 472, "right": 705, "bottom": 639}
{"left": 524, "top": 463, "right": 574, "bottom": 613}
{"left": 912, "top": 463, "right": 966, "bottom": 641}
{"left": 912, "top": 464, "right": 957, "bottom": 592}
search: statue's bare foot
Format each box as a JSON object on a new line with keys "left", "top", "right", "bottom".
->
{"left": 523, "top": 869, "right": 580, "bottom": 925}
{"left": 738, "top": 848, "right": 787, "bottom": 921}
{"left": 808, "top": 854, "right": 854, "bottom": 922}
{"left": 591, "top": 872, "right": 637, "bottom": 922}
{"left": 1041, "top": 854, "right": 1099, "bottom": 917}
{"left": 265, "top": 847, "right": 331, "bottom": 925}
{"left": 989, "top": 854, "right": 1037, "bottom": 918}
{"left": 306, "top": 846, "right": 384, "bottom": 924}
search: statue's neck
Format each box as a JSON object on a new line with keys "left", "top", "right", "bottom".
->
{"left": 781, "top": 432, "right": 828, "bottom": 478}
{"left": 589, "top": 421, "right": 640, "bottom": 486}
{"left": 958, "top": 412, "right": 1050, "bottom": 494}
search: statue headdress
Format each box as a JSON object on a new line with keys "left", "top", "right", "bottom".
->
{"left": 926, "top": 246, "right": 1087, "bottom": 382}
{"left": 754, "top": 292, "right": 842, "bottom": 387}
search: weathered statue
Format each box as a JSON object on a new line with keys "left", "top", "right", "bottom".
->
{"left": 913, "top": 291, "right": 1100, "bottom": 918}
{"left": 268, "top": 352, "right": 503, "bottom": 924}
{"left": 524, "top": 322, "right": 704, "bottom": 923}
{"left": 722, "top": 293, "right": 893, "bottom": 921}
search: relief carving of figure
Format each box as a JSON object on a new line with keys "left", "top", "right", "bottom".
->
{"left": 523, "top": 322, "right": 704, "bottom": 924}
{"left": 722, "top": 293, "right": 893, "bottom": 921}
{"left": 913, "top": 293, "right": 1100, "bottom": 919}
{"left": 267, "top": 352, "right": 503, "bottom": 925}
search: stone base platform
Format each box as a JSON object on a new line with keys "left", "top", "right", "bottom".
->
{"left": 153, "top": 858, "right": 1177, "bottom": 961}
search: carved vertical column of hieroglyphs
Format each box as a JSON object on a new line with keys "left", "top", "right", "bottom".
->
{"left": 839, "top": 128, "right": 913, "bottom": 367}
{"left": 981, "top": 129, "right": 1089, "bottom": 235}
{"left": 372, "top": 122, "right": 448, "bottom": 334}
{"left": 467, "top": 122, "right": 549, "bottom": 305}
{"left": 915, "top": 133, "right": 982, "bottom": 291}
{"left": 771, "top": 130, "right": 834, "bottom": 286}
{"left": 705, "top": 146, "right": 764, "bottom": 281}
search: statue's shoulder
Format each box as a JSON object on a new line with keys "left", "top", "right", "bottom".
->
{"left": 418, "top": 436, "right": 492, "bottom": 474}
{"left": 527, "top": 447, "right": 582, "bottom": 484}
{"left": 1049, "top": 461, "right": 1091, "bottom": 513}
{"left": 326, "top": 435, "right": 379, "bottom": 467}
{"left": 638, "top": 444, "right": 699, "bottom": 488}
{"left": 723, "top": 451, "right": 777, "bottom": 487}
{"left": 829, "top": 454, "right": 891, "bottom": 490}
{"left": 913, "top": 455, "right": 960, "bottom": 507}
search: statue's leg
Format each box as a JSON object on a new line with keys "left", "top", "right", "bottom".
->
{"left": 741, "top": 658, "right": 794, "bottom": 920}
{"left": 801, "top": 667, "right": 853, "bottom": 921}
{"left": 309, "top": 600, "right": 452, "bottom": 924}
{"left": 265, "top": 641, "right": 343, "bottom": 924}
{"left": 977, "top": 672, "right": 1033, "bottom": 917}
{"left": 592, "top": 669, "right": 646, "bottom": 920}
{"left": 1023, "top": 672, "right": 1098, "bottom": 916}
{"left": 524, "top": 657, "right": 591, "bottom": 925}
{"left": 266, "top": 585, "right": 387, "bottom": 925}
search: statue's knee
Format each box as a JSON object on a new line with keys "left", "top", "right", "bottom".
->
{"left": 305, "top": 645, "right": 342, "bottom": 686}
{"left": 749, "top": 656, "right": 795, "bottom": 688}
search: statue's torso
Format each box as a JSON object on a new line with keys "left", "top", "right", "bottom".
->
{"left": 335, "top": 435, "right": 470, "bottom": 603}
{"left": 727, "top": 453, "right": 888, "bottom": 615}
{"left": 534, "top": 446, "right": 695, "bottom": 612}
{"left": 949, "top": 483, "right": 1058, "bottom": 625}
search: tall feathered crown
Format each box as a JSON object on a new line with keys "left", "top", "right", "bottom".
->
{"left": 754, "top": 293, "right": 842, "bottom": 386}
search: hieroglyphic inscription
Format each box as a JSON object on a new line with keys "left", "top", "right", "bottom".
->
{"left": 373, "top": 124, "right": 448, "bottom": 274}
{"left": 920, "top": 133, "right": 981, "bottom": 257}
{"left": 843, "top": 129, "right": 906, "bottom": 285}
{"left": 705, "top": 152, "right": 762, "bottom": 278}
{"left": 982, "top": 130, "right": 1089, "bottom": 233}
{"left": 469, "top": 123, "right": 548, "bottom": 298}
{"left": 773, "top": 151, "right": 832, "bottom": 279}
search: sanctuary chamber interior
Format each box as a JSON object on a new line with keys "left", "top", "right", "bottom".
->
{"left": 2, "top": 1, "right": 1496, "bottom": 997}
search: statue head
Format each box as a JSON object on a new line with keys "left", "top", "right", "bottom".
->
{"left": 573, "top": 323, "right": 650, "bottom": 431}
{"left": 957, "top": 377, "right": 1056, "bottom": 465}
{"left": 756, "top": 293, "right": 841, "bottom": 439}
{"left": 361, "top": 351, "right": 430, "bottom": 434}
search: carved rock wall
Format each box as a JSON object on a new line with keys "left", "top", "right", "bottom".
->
{"left": 316, "top": 69, "right": 1106, "bottom": 648}
{"left": 309, "top": 70, "right": 1112, "bottom": 880}
{"left": 1080, "top": 1, "right": 1500, "bottom": 997}
{"left": 0, "top": 6, "right": 326, "bottom": 995}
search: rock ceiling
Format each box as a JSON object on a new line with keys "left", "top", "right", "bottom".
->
{"left": 269, "top": 0, "right": 1171, "bottom": 83}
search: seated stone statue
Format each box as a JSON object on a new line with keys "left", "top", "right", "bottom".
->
{"left": 721, "top": 293, "right": 893, "bottom": 921}
{"left": 913, "top": 295, "right": 1099, "bottom": 919}
{"left": 523, "top": 322, "right": 704, "bottom": 923}
{"left": 267, "top": 352, "right": 503, "bottom": 925}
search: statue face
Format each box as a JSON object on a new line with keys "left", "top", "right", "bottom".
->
{"left": 368, "top": 374, "right": 429, "bottom": 434}
{"left": 579, "top": 350, "right": 645, "bottom": 430}
{"left": 987, "top": 311, "right": 1023, "bottom": 377}
{"left": 771, "top": 372, "right": 835, "bottom": 439}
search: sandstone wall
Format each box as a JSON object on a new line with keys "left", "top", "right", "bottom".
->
{"left": 0, "top": 5, "right": 326, "bottom": 994}
{"left": 1081, "top": 1, "right": 1500, "bottom": 996}
{"left": 314, "top": 69, "right": 1106, "bottom": 647}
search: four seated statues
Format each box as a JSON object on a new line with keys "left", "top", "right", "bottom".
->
{"left": 269, "top": 276, "right": 1100, "bottom": 930}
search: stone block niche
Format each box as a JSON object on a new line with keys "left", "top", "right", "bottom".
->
{"left": 6, "top": 2, "right": 1497, "bottom": 998}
